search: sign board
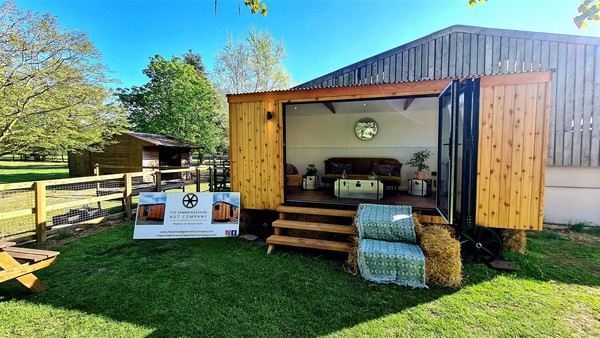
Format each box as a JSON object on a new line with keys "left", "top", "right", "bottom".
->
{"left": 133, "top": 192, "right": 240, "bottom": 239}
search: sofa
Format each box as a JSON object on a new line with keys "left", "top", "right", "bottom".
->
{"left": 322, "top": 157, "right": 402, "bottom": 191}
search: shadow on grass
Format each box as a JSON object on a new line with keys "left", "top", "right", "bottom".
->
{"left": 0, "top": 225, "right": 598, "bottom": 336}
{"left": 0, "top": 224, "right": 459, "bottom": 336}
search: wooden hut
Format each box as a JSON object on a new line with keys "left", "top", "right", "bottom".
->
{"left": 68, "top": 132, "right": 198, "bottom": 178}
{"left": 137, "top": 203, "right": 166, "bottom": 221}
{"left": 212, "top": 201, "right": 240, "bottom": 222}
{"left": 226, "top": 24, "right": 600, "bottom": 254}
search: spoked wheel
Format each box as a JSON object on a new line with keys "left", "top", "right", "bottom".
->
{"left": 459, "top": 226, "right": 502, "bottom": 263}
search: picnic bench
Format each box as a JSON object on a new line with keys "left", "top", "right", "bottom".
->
{"left": 0, "top": 241, "right": 60, "bottom": 292}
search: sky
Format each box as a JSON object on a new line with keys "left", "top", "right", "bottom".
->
{"left": 12, "top": 0, "right": 600, "bottom": 89}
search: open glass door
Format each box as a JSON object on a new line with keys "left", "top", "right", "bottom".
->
{"left": 437, "top": 80, "right": 458, "bottom": 223}
{"left": 437, "top": 79, "right": 480, "bottom": 226}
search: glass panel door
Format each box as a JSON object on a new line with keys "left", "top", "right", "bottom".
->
{"left": 436, "top": 79, "right": 480, "bottom": 226}
{"left": 436, "top": 80, "right": 458, "bottom": 223}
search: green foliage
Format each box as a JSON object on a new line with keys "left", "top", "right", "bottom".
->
{"left": 244, "top": 0, "right": 268, "bottom": 15}
{"left": 575, "top": 0, "right": 600, "bottom": 28}
{"left": 567, "top": 219, "right": 593, "bottom": 232}
{"left": 407, "top": 149, "right": 432, "bottom": 172}
{"left": 0, "top": 1, "right": 128, "bottom": 157}
{"left": 213, "top": 26, "right": 291, "bottom": 94}
{"left": 117, "top": 55, "right": 226, "bottom": 154}
{"left": 305, "top": 163, "right": 318, "bottom": 176}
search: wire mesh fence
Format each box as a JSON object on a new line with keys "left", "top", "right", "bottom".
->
{"left": 0, "top": 185, "right": 35, "bottom": 240}
{"left": 0, "top": 166, "right": 212, "bottom": 243}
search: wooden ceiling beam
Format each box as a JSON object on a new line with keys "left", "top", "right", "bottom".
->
{"left": 403, "top": 98, "right": 415, "bottom": 111}
{"left": 323, "top": 102, "right": 336, "bottom": 114}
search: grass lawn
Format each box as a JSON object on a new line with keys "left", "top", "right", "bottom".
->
{"left": 0, "top": 224, "right": 598, "bottom": 337}
{"left": 0, "top": 160, "right": 69, "bottom": 184}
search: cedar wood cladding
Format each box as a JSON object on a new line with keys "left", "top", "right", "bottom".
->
{"left": 228, "top": 72, "right": 552, "bottom": 232}
{"left": 295, "top": 25, "right": 600, "bottom": 168}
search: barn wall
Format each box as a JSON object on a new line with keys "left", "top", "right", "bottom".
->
{"left": 89, "top": 134, "right": 147, "bottom": 174}
{"left": 476, "top": 73, "right": 551, "bottom": 231}
{"left": 544, "top": 166, "right": 600, "bottom": 226}
{"left": 298, "top": 26, "right": 600, "bottom": 168}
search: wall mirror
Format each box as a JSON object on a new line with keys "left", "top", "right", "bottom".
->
{"left": 355, "top": 117, "right": 378, "bottom": 140}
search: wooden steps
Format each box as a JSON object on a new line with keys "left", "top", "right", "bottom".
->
{"left": 272, "top": 219, "right": 356, "bottom": 234}
{"left": 277, "top": 206, "right": 356, "bottom": 218}
{"left": 267, "top": 205, "right": 357, "bottom": 255}
{"left": 267, "top": 235, "right": 352, "bottom": 253}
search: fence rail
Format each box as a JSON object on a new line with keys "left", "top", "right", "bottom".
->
{"left": 0, "top": 167, "right": 205, "bottom": 243}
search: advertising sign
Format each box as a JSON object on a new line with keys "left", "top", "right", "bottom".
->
{"left": 133, "top": 192, "right": 240, "bottom": 239}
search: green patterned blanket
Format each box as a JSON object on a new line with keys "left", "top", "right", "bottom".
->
{"left": 355, "top": 204, "right": 416, "bottom": 243}
{"left": 356, "top": 204, "right": 427, "bottom": 288}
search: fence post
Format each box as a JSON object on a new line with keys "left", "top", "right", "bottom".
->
{"left": 155, "top": 171, "right": 162, "bottom": 192}
{"left": 124, "top": 173, "right": 132, "bottom": 219}
{"left": 94, "top": 163, "right": 100, "bottom": 176}
{"left": 34, "top": 181, "right": 47, "bottom": 243}
{"left": 196, "top": 167, "right": 201, "bottom": 192}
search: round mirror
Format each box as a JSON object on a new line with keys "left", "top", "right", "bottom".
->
{"left": 354, "top": 118, "right": 378, "bottom": 141}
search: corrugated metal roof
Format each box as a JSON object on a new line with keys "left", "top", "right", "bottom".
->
{"left": 126, "top": 132, "right": 199, "bottom": 148}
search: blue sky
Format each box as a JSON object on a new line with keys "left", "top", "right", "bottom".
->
{"left": 13, "top": 0, "right": 600, "bottom": 89}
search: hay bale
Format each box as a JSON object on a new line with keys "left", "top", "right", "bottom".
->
{"left": 502, "top": 229, "right": 526, "bottom": 253}
{"left": 412, "top": 213, "right": 423, "bottom": 237}
{"left": 419, "top": 225, "right": 462, "bottom": 287}
{"left": 346, "top": 234, "right": 359, "bottom": 275}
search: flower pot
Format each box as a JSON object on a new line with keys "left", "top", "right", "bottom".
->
{"left": 416, "top": 171, "right": 427, "bottom": 180}
{"left": 302, "top": 176, "right": 316, "bottom": 190}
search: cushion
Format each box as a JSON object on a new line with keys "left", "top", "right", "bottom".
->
{"left": 331, "top": 162, "right": 352, "bottom": 174}
{"left": 372, "top": 163, "right": 397, "bottom": 176}
{"left": 285, "top": 163, "right": 295, "bottom": 175}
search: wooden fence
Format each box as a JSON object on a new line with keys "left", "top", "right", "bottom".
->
{"left": 297, "top": 25, "right": 600, "bottom": 168}
{"left": 0, "top": 167, "right": 203, "bottom": 243}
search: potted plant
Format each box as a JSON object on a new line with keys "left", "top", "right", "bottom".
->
{"left": 303, "top": 164, "right": 318, "bottom": 190}
{"left": 407, "top": 150, "right": 432, "bottom": 180}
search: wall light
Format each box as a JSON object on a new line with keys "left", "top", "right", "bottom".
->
{"left": 267, "top": 111, "right": 273, "bottom": 120}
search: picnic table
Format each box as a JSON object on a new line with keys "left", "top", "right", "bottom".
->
{"left": 0, "top": 241, "right": 60, "bottom": 292}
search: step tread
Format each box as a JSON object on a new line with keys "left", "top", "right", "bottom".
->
{"left": 277, "top": 206, "right": 356, "bottom": 218}
{"left": 266, "top": 235, "right": 353, "bottom": 252}
{"left": 272, "top": 219, "right": 356, "bottom": 234}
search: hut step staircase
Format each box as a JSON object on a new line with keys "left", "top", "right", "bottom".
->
{"left": 266, "top": 206, "right": 357, "bottom": 254}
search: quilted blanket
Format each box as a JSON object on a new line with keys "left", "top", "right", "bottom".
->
{"left": 356, "top": 204, "right": 427, "bottom": 288}
{"left": 355, "top": 204, "right": 417, "bottom": 243}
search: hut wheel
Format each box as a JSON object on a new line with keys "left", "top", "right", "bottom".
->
{"left": 229, "top": 216, "right": 238, "bottom": 223}
{"left": 459, "top": 226, "right": 502, "bottom": 263}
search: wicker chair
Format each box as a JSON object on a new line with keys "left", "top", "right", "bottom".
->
{"left": 285, "top": 163, "right": 302, "bottom": 187}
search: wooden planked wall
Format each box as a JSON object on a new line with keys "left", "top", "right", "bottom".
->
{"left": 297, "top": 25, "right": 600, "bottom": 167}
{"left": 229, "top": 100, "right": 283, "bottom": 210}
{"left": 476, "top": 74, "right": 551, "bottom": 231}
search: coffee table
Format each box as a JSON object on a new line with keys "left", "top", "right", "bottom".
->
{"left": 334, "top": 179, "right": 383, "bottom": 200}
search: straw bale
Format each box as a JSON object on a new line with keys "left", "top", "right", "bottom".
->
{"left": 346, "top": 234, "right": 360, "bottom": 275}
{"left": 502, "top": 229, "right": 527, "bottom": 253}
{"left": 419, "top": 225, "right": 462, "bottom": 287}
{"left": 412, "top": 213, "right": 423, "bottom": 237}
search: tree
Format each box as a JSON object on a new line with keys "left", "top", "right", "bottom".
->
{"left": 0, "top": 1, "right": 127, "bottom": 156}
{"left": 183, "top": 49, "right": 208, "bottom": 78}
{"left": 215, "top": 0, "right": 268, "bottom": 16}
{"left": 213, "top": 26, "right": 291, "bottom": 94}
{"left": 468, "top": 0, "right": 599, "bottom": 29}
{"left": 574, "top": 0, "right": 600, "bottom": 28}
{"left": 117, "top": 55, "right": 224, "bottom": 154}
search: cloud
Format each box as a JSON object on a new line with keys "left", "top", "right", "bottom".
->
{"left": 139, "top": 192, "right": 167, "bottom": 205}
{"left": 213, "top": 192, "right": 240, "bottom": 207}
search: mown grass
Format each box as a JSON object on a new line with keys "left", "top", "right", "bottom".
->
{"left": 0, "top": 160, "right": 69, "bottom": 184}
{"left": 0, "top": 225, "right": 598, "bottom": 337}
